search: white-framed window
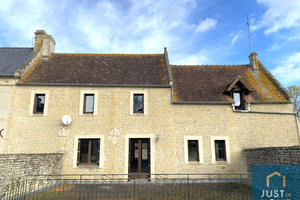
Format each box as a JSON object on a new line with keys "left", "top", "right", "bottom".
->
{"left": 130, "top": 90, "right": 148, "bottom": 115}
{"left": 29, "top": 90, "right": 50, "bottom": 115}
{"left": 79, "top": 90, "right": 98, "bottom": 115}
{"left": 210, "top": 136, "right": 231, "bottom": 164}
{"left": 73, "top": 135, "right": 104, "bottom": 168}
{"left": 184, "top": 136, "right": 204, "bottom": 164}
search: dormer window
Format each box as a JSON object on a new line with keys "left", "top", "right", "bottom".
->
{"left": 223, "top": 76, "right": 252, "bottom": 111}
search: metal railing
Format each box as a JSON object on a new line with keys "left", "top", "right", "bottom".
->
{"left": 1, "top": 174, "right": 251, "bottom": 200}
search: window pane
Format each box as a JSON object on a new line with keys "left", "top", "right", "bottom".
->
{"left": 134, "top": 94, "right": 144, "bottom": 113}
{"left": 90, "top": 139, "right": 99, "bottom": 163}
{"left": 233, "top": 93, "right": 240, "bottom": 106}
{"left": 35, "top": 94, "right": 45, "bottom": 113}
{"left": 188, "top": 140, "right": 199, "bottom": 161}
{"left": 215, "top": 140, "right": 226, "bottom": 161}
{"left": 85, "top": 94, "right": 94, "bottom": 113}
{"left": 80, "top": 139, "right": 89, "bottom": 163}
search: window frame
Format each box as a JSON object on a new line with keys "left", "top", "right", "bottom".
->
{"left": 29, "top": 90, "right": 49, "bottom": 116}
{"left": 188, "top": 140, "right": 199, "bottom": 162}
{"left": 33, "top": 94, "right": 45, "bottom": 114}
{"left": 73, "top": 135, "right": 104, "bottom": 168}
{"left": 214, "top": 140, "right": 226, "bottom": 161}
{"left": 232, "top": 91, "right": 246, "bottom": 110}
{"left": 210, "top": 136, "right": 231, "bottom": 164}
{"left": 77, "top": 138, "right": 100, "bottom": 166}
{"left": 79, "top": 90, "right": 98, "bottom": 115}
{"left": 184, "top": 136, "right": 204, "bottom": 164}
{"left": 133, "top": 94, "right": 144, "bottom": 113}
{"left": 83, "top": 94, "right": 95, "bottom": 114}
{"left": 130, "top": 90, "right": 148, "bottom": 115}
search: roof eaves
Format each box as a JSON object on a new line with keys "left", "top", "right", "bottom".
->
{"left": 16, "top": 82, "right": 171, "bottom": 88}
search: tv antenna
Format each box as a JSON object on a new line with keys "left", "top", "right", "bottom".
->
{"left": 247, "top": 15, "right": 252, "bottom": 54}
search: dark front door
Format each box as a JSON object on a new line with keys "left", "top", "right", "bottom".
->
{"left": 129, "top": 138, "right": 150, "bottom": 179}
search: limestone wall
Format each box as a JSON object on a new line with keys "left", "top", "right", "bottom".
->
{"left": 0, "top": 153, "right": 63, "bottom": 188}
{"left": 243, "top": 146, "right": 300, "bottom": 174}
{"left": 2, "top": 86, "right": 299, "bottom": 175}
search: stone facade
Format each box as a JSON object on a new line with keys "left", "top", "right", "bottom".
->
{"left": 1, "top": 86, "right": 299, "bottom": 176}
{"left": 243, "top": 146, "right": 300, "bottom": 174}
{"left": 0, "top": 153, "right": 63, "bottom": 189}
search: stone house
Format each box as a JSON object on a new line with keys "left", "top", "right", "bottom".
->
{"left": 1, "top": 30, "right": 299, "bottom": 178}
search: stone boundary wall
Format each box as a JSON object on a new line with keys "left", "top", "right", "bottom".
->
{"left": 243, "top": 146, "right": 300, "bottom": 174}
{"left": 0, "top": 153, "right": 63, "bottom": 188}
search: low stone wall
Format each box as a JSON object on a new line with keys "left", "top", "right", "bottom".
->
{"left": 243, "top": 146, "right": 300, "bottom": 174}
{"left": 0, "top": 153, "right": 63, "bottom": 188}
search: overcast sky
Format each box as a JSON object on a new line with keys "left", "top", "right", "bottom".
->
{"left": 0, "top": 0, "right": 299, "bottom": 87}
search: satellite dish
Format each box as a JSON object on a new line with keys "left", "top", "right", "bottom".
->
{"left": 62, "top": 115, "right": 72, "bottom": 126}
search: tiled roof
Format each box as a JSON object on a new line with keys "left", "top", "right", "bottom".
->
{"left": 19, "top": 53, "right": 169, "bottom": 86}
{"left": 171, "top": 64, "right": 288, "bottom": 102}
{"left": 0, "top": 48, "right": 34, "bottom": 76}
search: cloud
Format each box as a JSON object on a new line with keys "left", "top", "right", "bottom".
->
{"left": 252, "top": 0, "right": 300, "bottom": 34}
{"left": 196, "top": 18, "right": 217, "bottom": 33}
{"left": 230, "top": 31, "right": 243, "bottom": 45}
{"left": 0, "top": 0, "right": 205, "bottom": 54}
{"left": 271, "top": 52, "right": 300, "bottom": 85}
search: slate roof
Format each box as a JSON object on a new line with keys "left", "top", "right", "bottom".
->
{"left": 19, "top": 53, "right": 169, "bottom": 86}
{"left": 0, "top": 48, "right": 34, "bottom": 76}
{"left": 171, "top": 64, "right": 289, "bottom": 102}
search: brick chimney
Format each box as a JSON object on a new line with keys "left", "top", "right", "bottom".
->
{"left": 34, "top": 30, "right": 56, "bottom": 58}
{"left": 249, "top": 52, "right": 258, "bottom": 70}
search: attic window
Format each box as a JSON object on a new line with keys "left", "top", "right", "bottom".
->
{"left": 232, "top": 92, "right": 245, "bottom": 110}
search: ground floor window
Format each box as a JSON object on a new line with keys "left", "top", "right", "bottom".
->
{"left": 77, "top": 139, "right": 100, "bottom": 165}
{"left": 214, "top": 140, "right": 226, "bottom": 161}
{"left": 188, "top": 140, "right": 199, "bottom": 161}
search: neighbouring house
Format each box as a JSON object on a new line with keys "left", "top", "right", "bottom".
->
{"left": 0, "top": 30, "right": 299, "bottom": 179}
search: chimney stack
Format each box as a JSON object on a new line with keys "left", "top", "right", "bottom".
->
{"left": 34, "top": 30, "right": 56, "bottom": 58}
{"left": 249, "top": 52, "right": 258, "bottom": 70}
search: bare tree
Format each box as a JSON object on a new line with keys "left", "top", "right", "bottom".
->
{"left": 288, "top": 85, "right": 300, "bottom": 118}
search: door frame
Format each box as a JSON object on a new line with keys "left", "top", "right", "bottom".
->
{"left": 124, "top": 134, "right": 155, "bottom": 179}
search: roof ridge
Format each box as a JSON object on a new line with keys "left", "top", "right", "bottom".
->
{"left": 0, "top": 47, "right": 33, "bottom": 49}
{"left": 53, "top": 53, "right": 163, "bottom": 56}
{"left": 170, "top": 64, "right": 249, "bottom": 67}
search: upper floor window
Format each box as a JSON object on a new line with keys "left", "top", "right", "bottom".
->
{"left": 79, "top": 90, "right": 98, "bottom": 115}
{"left": 84, "top": 94, "right": 94, "bottom": 113}
{"left": 34, "top": 94, "right": 45, "bottom": 114}
{"left": 134, "top": 94, "right": 144, "bottom": 113}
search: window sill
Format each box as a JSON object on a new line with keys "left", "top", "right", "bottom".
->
{"left": 76, "top": 165, "right": 100, "bottom": 169}
{"left": 186, "top": 161, "right": 202, "bottom": 165}
{"left": 30, "top": 113, "right": 46, "bottom": 116}
{"left": 211, "top": 161, "right": 229, "bottom": 165}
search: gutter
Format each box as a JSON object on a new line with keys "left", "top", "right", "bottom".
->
{"left": 233, "top": 110, "right": 295, "bottom": 115}
{"left": 0, "top": 74, "right": 15, "bottom": 77}
{"left": 16, "top": 82, "right": 171, "bottom": 88}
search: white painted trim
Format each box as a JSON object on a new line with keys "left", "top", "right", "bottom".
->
{"left": 129, "top": 90, "right": 148, "bottom": 115}
{"left": 29, "top": 89, "right": 50, "bottom": 116}
{"left": 184, "top": 136, "right": 204, "bottom": 164}
{"left": 124, "top": 134, "right": 155, "bottom": 176}
{"left": 73, "top": 134, "right": 105, "bottom": 168}
{"left": 210, "top": 136, "right": 231, "bottom": 164}
{"left": 79, "top": 90, "right": 98, "bottom": 115}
